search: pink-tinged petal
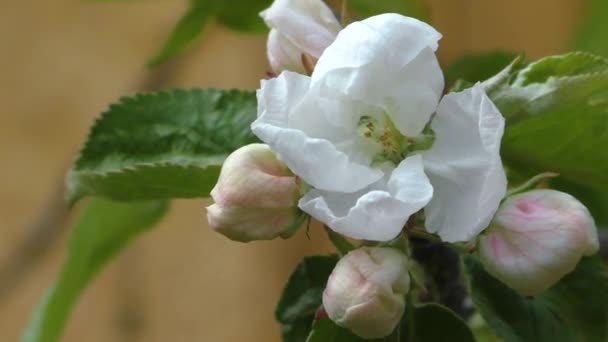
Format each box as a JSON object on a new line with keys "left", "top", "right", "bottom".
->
{"left": 323, "top": 247, "right": 410, "bottom": 339}
{"left": 261, "top": 0, "right": 340, "bottom": 59}
{"left": 207, "top": 204, "right": 303, "bottom": 242}
{"left": 210, "top": 144, "right": 299, "bottom": 208}
{"left": 266, "top": 29, "right": 307, "bottom": 74}
{"left": 207, "top": 144, "right": 303, "bottom": 242}
{"left": 478, "top": 189, "right": 599, "bottom": 296}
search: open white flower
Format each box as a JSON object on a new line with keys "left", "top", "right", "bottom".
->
{"left": 252, "top": 14, "right": 507, "bottom": 242}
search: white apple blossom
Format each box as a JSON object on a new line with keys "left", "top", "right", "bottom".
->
{"left": 252, "top": 14, "right": 507, "bottom": 242}
{"left": 261, "top": 0, "right": 341, "bottom": 74}
{"left": 478, "top": 189, "right": 599, "bottom": 296}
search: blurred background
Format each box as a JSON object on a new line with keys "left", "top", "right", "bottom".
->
{"left": 0, "top": 0, "right": 599, "bottom": 341}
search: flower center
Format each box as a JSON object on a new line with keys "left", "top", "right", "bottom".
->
{"left": 357, "top": 115, "right": 408, "bottom": 165}
{"left": 357, "top": 115, "right": 435, "bottom": 166}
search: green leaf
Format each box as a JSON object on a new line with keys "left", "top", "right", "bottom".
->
{"left": 573, "top": 0, "right": 608, "bottom": 57}
{"left": 216, "top": 0, "right": 272, "bottom": 32}
{"left": 67, "top": 88, "right": 258, "bottom": 204}
{"left": 306, "top": 317, "right": 366, "bottom": 342}
{"left": 445, "top": 51, "right": 518, "bottom": 88}
{"left": 412, "top": 303, "right": 475, "bottom": 342}
{"left": 277, "top": 255, "right": 339, "bottom": 342}
{"left": 22, "top": 198, "right": 169, "bottom": 342}
{"left": 348, "top": 0, "right": 428, "bottom": 21}
{"left": 469, "top": 313, "right": 502, "bottom": 342}
{"left": 148, "top": 0, "right": 271, "bottom": 65}
{"left": 485, "top": 52, "right": 608, "bottom": 193}
{"left": 464, "top": 255, "right": 608, "bottom": 342}
{"left": 148, "top": 0, "right": 215, "bottom": 67}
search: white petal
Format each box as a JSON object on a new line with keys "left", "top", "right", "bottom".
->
{"left": 299, "top": 155, "right": 433, "bottom": 241}
{"left": 267, "top": 29, "right": 307, "bottom": 74}
{"left": 260, "top": 0, "right": 341, "bottom": 58}
{"left": 311, "top": 13, "right": 444, "bottom": 136}
{"left": 423, "top": 84, "right": 507, "bottom": 242}
{"left": 255, "top": 71, "right": 311, "bottom": 126}
{"left": 252, "top": 72, "right": 383, "bottom": 192}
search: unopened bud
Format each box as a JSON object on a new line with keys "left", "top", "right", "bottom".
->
{"left": 322, "top": 247, "right": 410, "bottom": 339}
{"left": 478, "top": 189, "right": 599, "bottom": 296}
{"left": 261, "top": 0, "right": 341, "bottom": 73}
{"left": 207, "top": 144, "right": 305, "bottom": 242}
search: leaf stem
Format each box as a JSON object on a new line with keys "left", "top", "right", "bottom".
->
{"left": 406, "top": 291, "right": 415, "bottom": 342}
{"left": 340, "top": 0, "right": 351, "bottom": 26}
{"left": 506, "top": 172, "right": 559, "bottom": 197}
{"left": 407, "top": 227, "right": 442, "bottom": 243}
{"left": 324, "top": 226, "right": 355, "bottom": 255}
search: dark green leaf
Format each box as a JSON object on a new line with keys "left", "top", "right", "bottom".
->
{"left": 23, "top": 198, "right": 169, "bottom": 342}
{"left": 485, "top": 52, "right": 608, "bottom": 193}
{"left": 147, "top": 0, "right": 270, "bottom": 66}
{"left": 412, "top": 303, "right": 475, "bottom": 342}
{"left": 148, "top": 1, "right": 215, "bottom": 67}
{"left": 306, "top": 317, "right": 366, "bottom": 342}
{"left": 67, "top": 88, "right": 258, "bottom": 204}
{"left": 348, "top": 0, "right": 428, "bottom": 21}
{"left": 445, "top": 51, "right": 518, "bottom": 88}
{"left": 469, "top": 313, "right": 502, "bottom": 342}
{"left": 464, "top": 255, "right": 608, "bottom": 342}
{"left": 573, "top": 0, "right": 608, "bottom": 57}
{"left": 277, "top": 255, "right": 339, "bottom": 342}
{"left": 216, "top": 0, "right": 272, "bottom": 32}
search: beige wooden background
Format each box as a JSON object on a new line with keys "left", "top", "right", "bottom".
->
{"left": 0, "top": 0, "right": 585, "bottom": 341}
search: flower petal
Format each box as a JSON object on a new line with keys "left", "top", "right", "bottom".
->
{"left": 299, "top": 155, "right": 433, "bottom": 241}
{"left": 267, "top": 29, "right": 307, "bottom": 74}
{"left": 260, "top": 0, "right": 341, "bottom": 58}
{"left": 423, "top": 84, "right": 507, "bottom": 242}
{"left": 252, "top": 71, "right": 383, "bottom": 192}
{"left": 478, "top": 189, "right": 598, "bottom": 296}
{"left": 311, "top": 13, "right": 444, "bottom": 136}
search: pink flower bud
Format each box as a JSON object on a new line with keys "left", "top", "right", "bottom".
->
{"left": 478, "top": 189, "right": 599, "bottom": 296}
{"left": 322, "top": 247, "right": 410, "bottom": 339}
{"left": 207, "top": 144, "right": 304, "bottom": 242}
{"left": 261, "top": 0, "right": 341, "bottom": 73}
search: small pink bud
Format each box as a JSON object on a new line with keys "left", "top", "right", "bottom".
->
{"left": 322, "top": 247, "right": 410, "bottom": 339}
{"left": 478, "top": 189, "right": 599, "bottom": 296}
{"left": 261, "top": 0, "right": 341, "bottom": 73}
{"left": 207, "top": 144, "right": 304, "bottom": 242}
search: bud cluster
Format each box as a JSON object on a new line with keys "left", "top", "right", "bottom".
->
{"left": 203, "top": 0, "right": 602, "bottom": 339}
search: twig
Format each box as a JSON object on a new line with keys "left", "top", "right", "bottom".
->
{"left": 410, "top": 238, "right": 475, "bottom": 320}
{"left": 0, "top": 50, "right": 191, "bottom": 307}
{"left": 0, "top": 181, "right": 69, "bottom": 303}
